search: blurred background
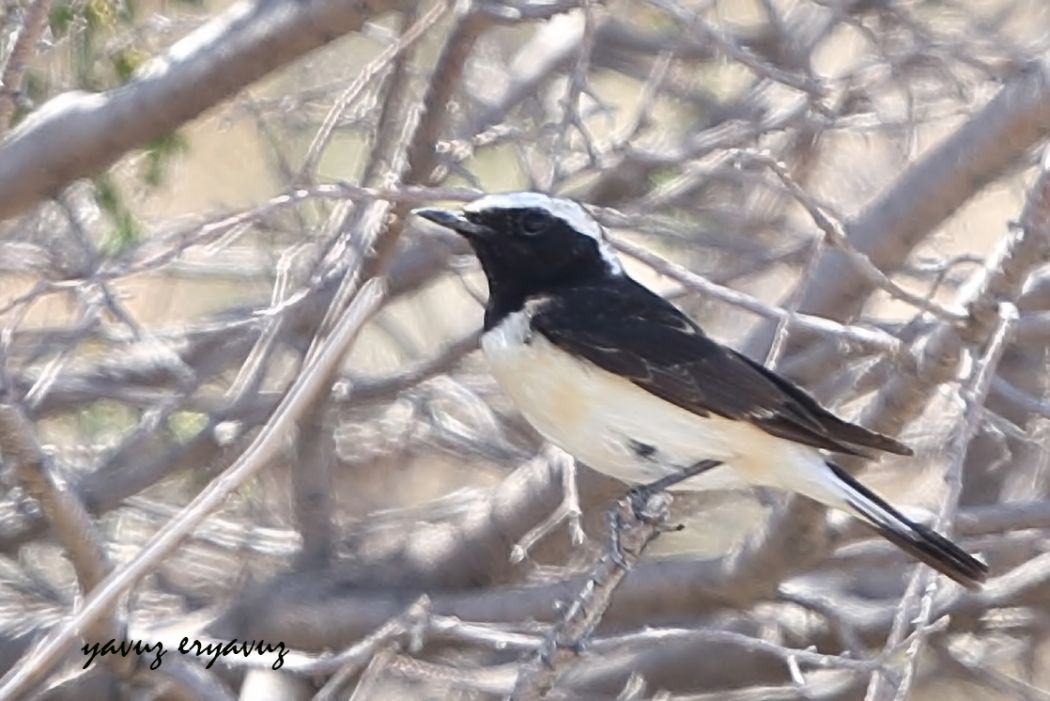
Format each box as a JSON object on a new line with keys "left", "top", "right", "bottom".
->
{"left": 0, "top": 0, "right": 1049, "bottom": 698}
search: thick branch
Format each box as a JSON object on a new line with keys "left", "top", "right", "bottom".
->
{"left": 0, "top": 0, "right": 400, "bottom": 220}
{"left": 747, "top": 59, "right": 1050, "bottom": 355}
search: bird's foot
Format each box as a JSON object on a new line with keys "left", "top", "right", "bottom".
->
{"left": 627, "top": 459, "right": 723, "bottom": 519}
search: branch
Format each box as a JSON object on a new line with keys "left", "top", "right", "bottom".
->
{"left": 0, "top": 279, "right": 387, "bottom": 699}
{"left": 0, "top": 403, "right": 233, "bottom": 698}
{"left": 509, "top": 493, "right": 673, "bottom": 700}
{"left": 747, "top": 58, "right": 1050, "bottom": 355}
{"left": 0, "top": 0, "right": 401, "bottom": 220}
{"left": 858, "top": 142, "right": 1050, "bottom": 439}
{"left": 866, "top": 303, "right": 1017, "bottom": 701}
{"left": 0, "top": 0, "right": 52, "bottom": 132}
{"left": 610, "top": 234, "right": 902, "bottom": 354}
{"left": 205, "top": 489, "right": 1048, "bottom": 659}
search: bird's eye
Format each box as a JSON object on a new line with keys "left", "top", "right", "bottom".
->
{"left": 519, "top": 211, "right": 547, "bottom": 236}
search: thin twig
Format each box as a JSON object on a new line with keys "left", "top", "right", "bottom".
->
{"left": 312, "top": 597, "right": 429, "bottom": 700}
{"left": 867, "top": 303, "right": 1017, "bottom": 701}
{"left": 296, "top": 2, "right": 447, "bottom": 182}
{"left": 0, "top": 0, "right": 52, "bottom": 132}
{"left": 611, "top": 234, "right": 903, "bottom": 354}
{"left": 736, "top": 149, "right": 970, "bottom": 323}
{"left": 0, "top": 280, "right": 387, "bottom": 699}
{"left": 509, "top": 492, "right": 675, "bottom": 700}
{"left": 510, "top": 445, "right": 587, "bottom": 563}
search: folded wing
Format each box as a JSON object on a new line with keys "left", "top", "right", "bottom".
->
{"left": 530, "top": 280, "right": 911, "bottom": 458}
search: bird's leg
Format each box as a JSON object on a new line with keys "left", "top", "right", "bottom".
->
{"left": 609, "top": 459, "right": 722, "bottom": 568}
{"left": 626, "top": 458, "right": 722, "bottom": 519}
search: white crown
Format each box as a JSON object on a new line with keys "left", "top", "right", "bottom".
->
{"left": 464, "top": 192, "right": 605, "bottom": 243}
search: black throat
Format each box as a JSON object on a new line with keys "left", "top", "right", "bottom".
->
{"left": 478, "top": 249, "right": 614, "bottom": 330}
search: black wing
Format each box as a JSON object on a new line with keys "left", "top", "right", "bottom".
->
{"left": 530, "top": 280, "right": 912, "bottom": 458}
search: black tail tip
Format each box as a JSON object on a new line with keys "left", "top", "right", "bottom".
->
{"left": 864, "top": 516, "right": 989, "bottom": 589}
{"left": 827, "top": 461, "right": 989, "bottom": 589}
{"left": 908, "top": 521, "right": 989, "bottom": 590}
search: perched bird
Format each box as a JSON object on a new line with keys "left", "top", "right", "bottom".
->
{"left": 414, "top": 192, "right": 988, "bottom": 588}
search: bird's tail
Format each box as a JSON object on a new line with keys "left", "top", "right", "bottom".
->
{"left": 820, "top": 462, "right": 988, "bottom": 589}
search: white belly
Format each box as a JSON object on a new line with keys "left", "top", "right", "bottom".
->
{"left": 481, "top": 312, "right": 819, "bottom": 492}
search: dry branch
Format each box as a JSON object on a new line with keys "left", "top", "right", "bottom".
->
{"left": 0, "top": 280, "right": 387, "bottom": 699}
{"left": 1, "top": 1, "right": 1048, "bottom": 697}
{"left": 510, "top": 492, "right": 674, "bottom": 700}
{"left": 0, "top": 0, "right": 401, "bottom": 221}
{"left": 0, "top": 0, "right": 52, "bottom": 132}
{"left": 749, "top": 58, "right": 1050, "bottom": 355}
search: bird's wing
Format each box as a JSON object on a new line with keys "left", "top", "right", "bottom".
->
{"left": 530, "top": 282, "right": 912, "bottom": 457}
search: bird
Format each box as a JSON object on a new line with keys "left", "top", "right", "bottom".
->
{"left": 413, "top": 191, "right": 988, "bottom": 589}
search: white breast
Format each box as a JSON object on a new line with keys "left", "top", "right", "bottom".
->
{"left": 480, "top": 310, "right": 813, "bottom": 491}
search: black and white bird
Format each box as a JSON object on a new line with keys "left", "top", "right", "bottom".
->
{"left": 414, "top": 192, "right": 988, "bottom": 588}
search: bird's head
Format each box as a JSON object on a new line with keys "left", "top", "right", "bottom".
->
{"left": 413, "top": 192, "right": 623, "bottom": 302}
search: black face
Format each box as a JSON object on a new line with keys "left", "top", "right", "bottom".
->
{"left": 415, "top": 203, "right": 616, "bottom": 327}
